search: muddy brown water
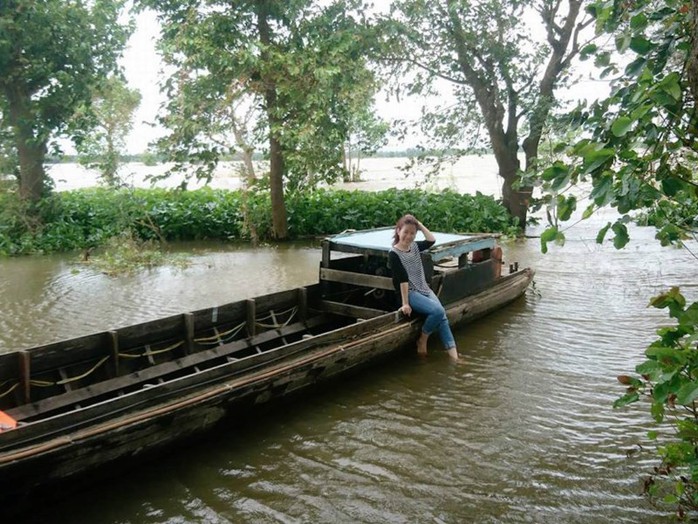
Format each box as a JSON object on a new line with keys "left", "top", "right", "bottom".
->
{"left": 1, "top": 213, "right": 696, "bottom": 523}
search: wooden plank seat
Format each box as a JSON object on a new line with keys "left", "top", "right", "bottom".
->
{"left": 7, "top": 314, "right": 332, "bottom": 422}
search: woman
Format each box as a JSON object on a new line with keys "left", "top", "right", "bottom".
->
{"left": 388, "top": 214, "right": 460, "bottom": 360}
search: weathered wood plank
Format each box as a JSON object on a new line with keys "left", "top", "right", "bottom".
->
{"left": 317, "top": 300, "right": 387, "bottom": 319}
{"left": 319, "top": 268, "right": 394, "bottom": 290}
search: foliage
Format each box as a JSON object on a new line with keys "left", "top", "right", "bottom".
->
{"left": 381, "top": 0, "right": 593, "bottom": 227}
{"left": 343, "top": 105, "right": 390, "bottom": 182}
{"left": 533, "top": 0, "right": 698, "bottom": 518}
{"left": 0, "top": 0, "right": 133, "bottom": 201}
{"left": 73, "top": 77, "right": 142, "bottom": 186}
{"left": 614, "top": 288, "right": 698, "bottom": 518}
{"left": 0, "top": 185, "right": 516, "bottom": 255}
{"left": 539, "top": 0, "right": 698, "bottom": 252}
{"left": 83, "top": 230, "right": 190, "bottom": 276}
{"left": 137, "top": 0, "right": 382, "bottom": 239}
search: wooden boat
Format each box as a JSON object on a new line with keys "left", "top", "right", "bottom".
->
{"left": 0, "top": 228, "right": 533, "bottom": 512}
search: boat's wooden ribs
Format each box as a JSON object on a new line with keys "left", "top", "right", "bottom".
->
{"left": 7, "top": 314, "right": 333, "bottom": 422}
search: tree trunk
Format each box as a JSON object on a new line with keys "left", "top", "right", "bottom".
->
{"left": 268, "top": 130, "right": 288, "bottom": 239}
{"left": 4, "top": 84, "right": 48, "bottom": 202}
{"left": 257, "top": 1, "right": 288, "bottom": 240}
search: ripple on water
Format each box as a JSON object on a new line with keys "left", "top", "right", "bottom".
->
{"left": 11, "top": 235, "right": 697, "bottom": 523}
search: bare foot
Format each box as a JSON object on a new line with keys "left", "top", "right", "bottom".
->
{"left": 446, "top": 347, "right": 460, "bottom": 361}
{"left": 417, "top": 333, "right": 428, "bottom": 356}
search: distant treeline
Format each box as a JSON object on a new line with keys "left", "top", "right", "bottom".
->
{"left": 46, "top": 148, "right": 493, "bottom": 165}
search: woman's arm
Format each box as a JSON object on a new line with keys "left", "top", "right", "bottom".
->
{"left": 399, "top": 282, "right": 412, "bottom": 316}
{"left": 417, "top": 220, "right": 435, "bottom": 242}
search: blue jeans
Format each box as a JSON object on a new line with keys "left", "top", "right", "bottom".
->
{"left": 408, "top": 289, "right": 456, "bottom": 350}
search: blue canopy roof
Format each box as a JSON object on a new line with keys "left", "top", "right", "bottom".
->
{"left": 327, "top": 228, "right": 496, "bottom": 261}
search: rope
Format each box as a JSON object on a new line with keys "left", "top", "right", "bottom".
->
{"left": 28, "top": 356, "right": 111, "bottom": 388}
{"left": 194, "top": 321, "right": 246, "bottom": 345}
{"left": 0, "top": 382, "right": 18, "bottom": 399}
{"left": 56, "top": 356, "right": 110, "bottom": 385}
{"left": 118, "top": 341, "right": 184, "bottom": 359}
{"left": 256, "top": 306, "right": 297, "bottom": 329}
{"left": 255, "top": 305, "right": 297, "bottom": 323}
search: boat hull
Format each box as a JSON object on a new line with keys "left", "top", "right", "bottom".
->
{"left": 0, "top": 268, "right": 532, "bottom": 512}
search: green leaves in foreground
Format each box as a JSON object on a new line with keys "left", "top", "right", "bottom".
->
{"left": 614, "top": 288, "right": 698, "bottom": 515}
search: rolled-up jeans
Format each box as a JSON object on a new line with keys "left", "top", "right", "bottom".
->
{"left": 408, "top": 289, "right": 456, "bottom": 350}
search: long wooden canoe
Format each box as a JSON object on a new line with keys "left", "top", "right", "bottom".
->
{"left": 0, "top": 228, "right": 534, "bottom": 514}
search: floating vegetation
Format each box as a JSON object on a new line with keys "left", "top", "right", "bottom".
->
{"left": 82, "top": 231, "right": 190, "bottom": 276}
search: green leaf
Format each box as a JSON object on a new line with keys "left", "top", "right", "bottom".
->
{"left": 611, "top": 116, "right": 633, "bottom": 137}
{"left": 556, "top": 195, "right": 577, "bottom": 221}
{"left": 611, "top": 222, "right": 629, "bottom": 249}
{"left": 629, "top": 36, "right": 653, "bottom": 55}
{"left": 676, "top": 381, "right": 698, "bottom": 405}
{"left": 630, "top": 13, "right": 648, "bottom": 31}
{"left": 540, "top": 226, "right": 558, "bottom": 254}
{"left": 658, "top": 72, "right": 682, "bottom": 100}
{"left": 590, "top": 175, "right": 614, "bottom": 206}
{"left": 661, "top": 177, "right": 684, "bottom": 197}
{"left": 582, "top": 148, "right": 615, "bottom": 174}
{"left": 651, "top": 400, "right": 665, "bottom": 423}
{"left": 581, "top": 204, "right": 595, "bottom": 220}
{"left": 596, "top": 222, "right": 611, "bottom": 244}
{"left": 614, "top": 392, "right": 640, "bottom": 408}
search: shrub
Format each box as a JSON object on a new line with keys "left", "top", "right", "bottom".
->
{"left": 0, "top": 186, "right": 517, "bottom": 255}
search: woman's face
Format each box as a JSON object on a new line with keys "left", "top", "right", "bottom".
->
{"left": 397, "top": 223, "right": 417, "bottom": 245}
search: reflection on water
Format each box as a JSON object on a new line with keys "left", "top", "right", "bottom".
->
{"left": 2, "top": 222, "right": 697, "bottom": 523}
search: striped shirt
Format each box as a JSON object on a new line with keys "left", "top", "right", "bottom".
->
{"left": 389, "top": 240, "right": 434, "bottom": 296}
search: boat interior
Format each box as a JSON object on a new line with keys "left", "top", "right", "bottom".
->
{"left": 0, "top": 230, "right": 500, "bottom": 430}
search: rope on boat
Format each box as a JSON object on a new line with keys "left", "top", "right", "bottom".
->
{"left": 193, "top": 321, "right": 246, "bottom": 345}
{"left": 256, "top": 306, "right": 297, "bottom": 329}
{"left": 29, "top": 356, "right": 111, "bottom": 388}
{"left": 118, "top": 341, "right": 184, "bottom": 359}
{"left": 0, "top": 382, "right": 19, "bottom": 399}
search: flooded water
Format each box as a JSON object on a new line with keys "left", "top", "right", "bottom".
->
{"left": 2, "top": 161, "right": 697, "bottom": 523}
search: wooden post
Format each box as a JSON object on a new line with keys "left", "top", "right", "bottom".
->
{"left": 246, "top": 299, "right": 256, "bottom": 337}
{"left": 321, "top": 240, "right": 331, "bottom": 297}
{"left": 18, "top": 350, "right": 30, "bottom": 404}
{"left": 321, "top": 240, "right": 331, "bottom": 268}
{"left": 109, "top": 331, "right": 120, "bottom": 377}
{"left": 183, "top": 313, "right": 195, "bottom": 354}
{"left": 297, "top": 287, "right": 308, "bottom": 322}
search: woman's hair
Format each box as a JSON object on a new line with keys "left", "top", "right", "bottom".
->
{"left": 393, "top": 214, "right": 418, "bottom": 245}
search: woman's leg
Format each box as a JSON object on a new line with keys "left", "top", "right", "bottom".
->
{"left": 408, "top": 290, "right": 458, "bottom": 359}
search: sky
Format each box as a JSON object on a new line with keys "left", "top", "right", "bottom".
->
{"left": 120, "top": 8, "right": 613, "bottom": 155}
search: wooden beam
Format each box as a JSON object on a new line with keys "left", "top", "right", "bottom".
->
{"left": 319, "top": 268, "right": 394, "bottom": 290}
{"left": 183, "top": 313, "right": 195, "bottom": 354}
{"left": 297, "top": 287, "right": 308, "bottom": 322}
{"left": 109, "top": 331, "right": 119, "bottom": 377}
{"left": 18, "top": 351, "right": 30, "bottom": 404}
{"left": 246, "top": 299, "right": 256, "bottom": 337}
{"left": 317, "top": 300, "right": 387, "bottom": 319}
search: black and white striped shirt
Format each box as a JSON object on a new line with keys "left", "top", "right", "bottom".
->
{"left": 389, "top": 240, "right": 434, "bottom": 296}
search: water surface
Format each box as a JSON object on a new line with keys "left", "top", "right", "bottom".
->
{"left": 2, "top": 220, "right": 696, "bottom": 523}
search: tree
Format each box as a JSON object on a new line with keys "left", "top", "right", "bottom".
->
{"left": 0, "top": 0, "right": 133, "bottom": 201}
{"left": 343, "top": 106, "right": 389, "bottom": 182}
{"left": 383, "top": 0, "right": 594, "bottom": 228}
{"left": 139, "top": 0, "right": 381, "bottom": 240}
{"left": 537, "top": 0, "right": 698, "bottom": 517}
{"left": 74, "top": 77, "right": 142, "bottom": 187}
